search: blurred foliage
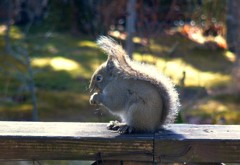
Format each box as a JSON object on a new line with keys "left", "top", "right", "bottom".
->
{"left": 0, "top": 24, "right": 239, "bottom": 124}
{"left": 46, "top": 1, "right": 96, "bottom": 33}
{"left": 188, "top": 0, "right": 226, "bottom": 25}
{"left": 0, "top": 0, "right": 239, "bottom": 125}
{"left": 30, "top": 0, "right": 227, "bottom": 35}
{"left": 0, "top": 25, "right": 113, "bottom": 121}
{"left": 185, "top": 94, "right": 240, "bottom": 124}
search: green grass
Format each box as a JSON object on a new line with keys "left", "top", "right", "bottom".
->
{"left": 184, "top": 94, "right": 240, "bottom": 124}
{"left": 133, "top": 34, "right": 232, "bottom": 88}
{"left": 0, "top": 25, "right": 239, "bottom": 124}
{"left": 0, "top": 25, "right": 105, "bottom": 121}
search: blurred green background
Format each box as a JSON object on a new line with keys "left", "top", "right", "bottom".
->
{"left": 1, "top": 0, "right": 240, "bottom": 125}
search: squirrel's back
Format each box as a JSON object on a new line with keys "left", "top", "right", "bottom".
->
{"left": 97, "top": 36, "right": 180, "bottom": 125}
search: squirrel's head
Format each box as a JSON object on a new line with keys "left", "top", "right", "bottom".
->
{"left": 89, "top": 57, "right": 115, "bottom": 93}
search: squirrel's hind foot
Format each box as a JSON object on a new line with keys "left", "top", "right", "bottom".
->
{"left": 107, "top": 121, "right": 134, "bottom": 134}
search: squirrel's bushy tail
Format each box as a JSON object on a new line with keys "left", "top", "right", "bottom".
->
{"left": 97, "top": 36, "right": 180, "bottom": 125}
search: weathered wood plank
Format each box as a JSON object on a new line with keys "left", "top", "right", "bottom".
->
{"left": 155, "top": 124, "right": 240, "bottom": 163}
{"left": 0, "top": 122, "right": 153, "bottom": 161}
{"left": 0, "top": 122, "right": 239, "bottom": 163}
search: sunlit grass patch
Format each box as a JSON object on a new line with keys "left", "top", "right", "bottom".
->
{"left": 50, "top": 57, "right": 79, "bottom": 71}
{"left": 78, "top": 40, "right": 98, "bottom": 48}
{"left": 32, "top": 56, "right": 93, "bottom": 78}
{"left": 31, "top": 57, "right": 51, "bottom": 67}
{"left": 149, "top": 39, "right": 170, "bottom": 53}
{"left": 133, "top": 53, "right": 231, "bottom": 88}
{"left": 28, "top": 33, "right": 103, "bottom": 79}
{"left": 32, "top": 57, "right": 80, "bottom": 71}
{"left": 10, "top": 26, "right": 24, "bottom": 39}
{"left": 0, "top": 25, "right": 23, "bottom": 39}
{"left": 224, "top": 50, "right": 236, "bottom": 62}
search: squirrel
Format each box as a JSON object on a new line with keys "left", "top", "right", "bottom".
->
{"left": 89, "top": 36, "right": 180, "bottom": 134}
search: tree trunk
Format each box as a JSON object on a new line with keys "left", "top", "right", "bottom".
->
{"left": 226, "top": 0, "right": 239, "bottom": 53}
{"left": 4, "top": 0, "right": 12, "bottom": 53}
{"left": 126, "top": 0, "right": 136, "bottom": 58}
{"left": 227, "top": 0, "right": 240, "bottom": 93}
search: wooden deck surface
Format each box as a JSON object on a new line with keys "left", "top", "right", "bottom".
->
{"left": 0, "top": 122, "right": 239, "bottom": 163}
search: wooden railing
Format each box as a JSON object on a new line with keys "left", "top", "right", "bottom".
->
{"left": 0, "top": 122, "right": 239, "bottom": 164}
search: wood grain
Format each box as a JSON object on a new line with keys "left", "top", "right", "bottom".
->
{"left": 0, "top": 122, "right": 239, "bottom": 163}
{"left": 0, "top": 122, "right": 153, "bottom": 161}
{"left": 155, "top": 124, "right": 240, "bottom": 163}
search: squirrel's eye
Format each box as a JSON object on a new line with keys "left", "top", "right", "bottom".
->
{"left": 96, "top": 74, "right": 103, "bottom": 82}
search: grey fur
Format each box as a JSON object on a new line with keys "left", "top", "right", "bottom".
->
{"left": 89, "top": 36, "right": 180, "bottom": 133}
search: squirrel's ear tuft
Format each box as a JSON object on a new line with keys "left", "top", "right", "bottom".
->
{"left": 106, "top": 59, "right": 114, "bottom": 73}
{"left": 107, "top": 54, "right": 113, "bottom": 61}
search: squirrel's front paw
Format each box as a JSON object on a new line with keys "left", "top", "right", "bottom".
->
{"left": 107, "top": 121, "right": 134, "bottom": 134}
{"left": 89, "top": 93, "right": 100, "bottom": 105}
